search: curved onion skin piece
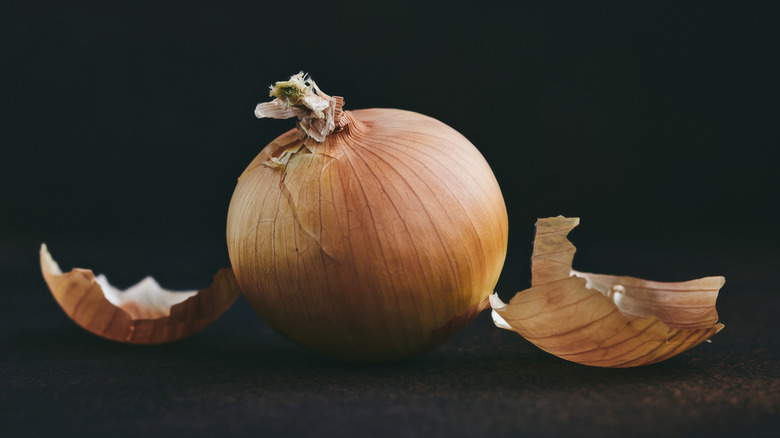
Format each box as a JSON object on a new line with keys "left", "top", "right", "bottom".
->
{"left": 40, "top": 244, "right": 241, "bottom": 344}
{"left": 570, "top": 271, "right": 723, "bottom": 329}
{"left": 490, "top": 216, "right": 725, "bottom": 368}
{"left": 228, "top": 109, "right": 508, "bottom": 363}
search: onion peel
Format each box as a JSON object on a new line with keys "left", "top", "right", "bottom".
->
{"left": 490, "top": 216, "right": 724, "bottom": 367}
{"left": 40, "top": 244, "right": 241, "bottom": 344}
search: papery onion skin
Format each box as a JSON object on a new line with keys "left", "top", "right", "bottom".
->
{"left": 491, "top": 216, "right": 725, "bottom": 368}
{"left": 227, "top": 108, "right": 508, "bottom": 362}
{"left": 40, "top": 244, "right": 242, "bottom": 344}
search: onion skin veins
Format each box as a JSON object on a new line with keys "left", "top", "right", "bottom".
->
{"left": 227, "top": 107, "right": 508, "bottom": 362}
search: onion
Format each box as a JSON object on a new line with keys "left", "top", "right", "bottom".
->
{"left": 227, "top": 73, "right": 507, "bottom": 362}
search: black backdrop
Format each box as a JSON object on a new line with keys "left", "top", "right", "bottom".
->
{"left": 4, "top": 1, "right": 779, "bottom": 272}
{"left": 2, "top": 1, "right": 779, "bottom": 436}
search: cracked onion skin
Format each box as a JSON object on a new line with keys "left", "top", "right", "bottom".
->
{"left": 227, "top": 108, "right": 508, "bottom": 362}
{"left": 491, "top": 216, "right": 724, "bottom": 367}
{"left": 40, "top": 244, "right": 241, "bottom": 344}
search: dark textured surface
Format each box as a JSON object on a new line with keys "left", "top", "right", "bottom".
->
{"left": 1, "top": 240, "right": 779, "bottom": 437}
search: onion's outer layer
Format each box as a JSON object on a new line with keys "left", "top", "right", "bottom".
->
{"left": 40, "top": 244, "right": 241, "bottom": 344}
{"left": 491, "top": 216, "right": 724, "bottom": 367}
{"left": 227, "top": 109, "right": 508, "bottom": 362}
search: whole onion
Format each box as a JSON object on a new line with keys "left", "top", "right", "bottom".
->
{"left": 227, "top": 73, "right": 507, "bottom": 362}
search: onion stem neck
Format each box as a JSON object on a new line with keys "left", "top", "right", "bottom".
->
{"left": 333, "top": 96, "right": 345, "bottom": 130}
{"left": 254, "top": 72, "right": 345, "bottom": 142}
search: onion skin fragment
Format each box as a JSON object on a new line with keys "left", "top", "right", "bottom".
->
{"left": 228, "top": 105, "right": 508, "bottom": 363}
{"left": 40, "top": 244, "right": 241, "bottom": 344}
{"left": 491, "top": 216, "right": 724, "bottom": 368}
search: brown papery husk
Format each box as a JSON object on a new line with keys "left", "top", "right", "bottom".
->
{"left": 40, "top": 245, "right": 241, "bottom": 344}
{"left": 227, "top": 108, "right": 508, "bottom": 363}
{"left": 491, "top": 216, "right": 724, "bottom": 368}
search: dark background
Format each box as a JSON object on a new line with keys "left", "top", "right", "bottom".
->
{"left": 2, "top": 1, "right": 779, "bottom": 437}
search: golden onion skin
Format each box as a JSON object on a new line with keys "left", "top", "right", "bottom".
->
{"left": 227, "top": 108, "right": 508, "bottom": 362}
